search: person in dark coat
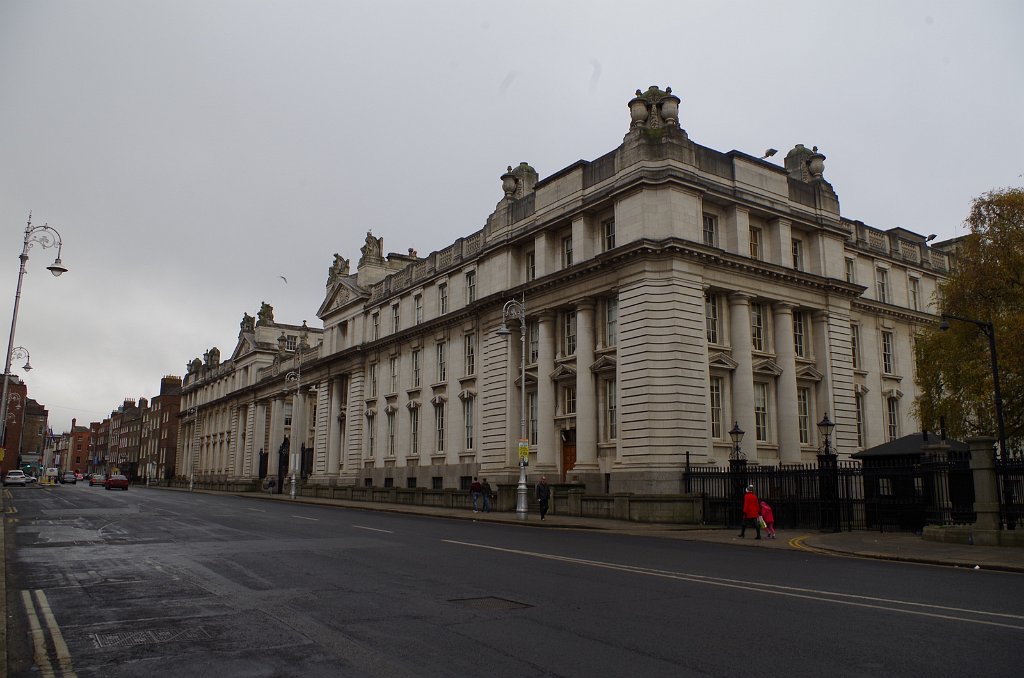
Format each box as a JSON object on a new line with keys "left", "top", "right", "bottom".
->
{"left": 536, "top": 476, "right": 551, "bottom": 520}
{"left": 471, "top": 477, "right": 483, "bottom": 512}
{"left": 738, "top": 485, "right": 762, "bottom": 539}
{"left": 481, "top": 477, "right": 493, "bottom": 513}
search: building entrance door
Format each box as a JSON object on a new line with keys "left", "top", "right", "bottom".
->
{"left": 560, "top": 428, "right": 577, "bottom": 481}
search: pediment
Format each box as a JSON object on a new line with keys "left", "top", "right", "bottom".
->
{"left": 752, "top": 358, "right": 783, "bottom": 377}
{"left": 795, "top": 364, "right": 824, "bottom": 382}
{"left": 318, "top": 279, "right": 368, "bottom": 317}
{"left": 230, "top": 334, "right": 256, "bottom": 361}
{"left": 550, "top": 364, "right": 577, "bottom": 381}
{"left": 708, "top": 351, "right": 738, "bottom": 371}
{"left": 590, "top": 354, "right": 617, "bottom": 374}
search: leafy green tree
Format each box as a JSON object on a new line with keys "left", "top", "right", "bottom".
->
{"left": 914, "top": 187, "right": 1023, "bottom": 451}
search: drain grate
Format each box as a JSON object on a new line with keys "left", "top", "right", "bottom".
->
{"left": 90, "top": 626, "right": 213, "bottom": 648}
{"left": 448, "top": 596, "right": 532, "bottom": 611}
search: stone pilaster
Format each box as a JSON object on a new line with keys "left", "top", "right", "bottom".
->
{"left": 728, "top": 292, "right": 757, "bottom": 458}
{"left": 773, "top": 303, "right": 801, "bottom": 463}
{"left": 574, "top": 299, "right": 598, "bottom": 470}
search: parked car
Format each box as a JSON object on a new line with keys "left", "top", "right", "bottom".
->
{"left": 25, "top": 474, "right": 38, "bottom": 484}
{"left": 75, "top": 472, "right": 84, "bottom": 481}
{"left": 3, "top": 470, "right": 27, "bottom": 486}
{"left": 89, "top": 474, "right": 106, "bottom": 486}
{"left": 61, "top": 471, "right": 77, "bottom": 484}
{"left": 104, "top": 474, "right": 129, "bottom": 491}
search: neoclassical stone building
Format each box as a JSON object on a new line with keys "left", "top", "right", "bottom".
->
{"left": 178, "top": 85, "right": 948, "bottom": 494}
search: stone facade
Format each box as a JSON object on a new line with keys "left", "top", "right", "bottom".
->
{"left": 178, "top": 86, "right": 948, "bottom": 495}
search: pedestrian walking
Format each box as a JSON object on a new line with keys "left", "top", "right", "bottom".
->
{"left": 481, "top": 477, "right": 493, "bottom": 513}
{"left": 471, "top": 476, "right": 483, "bottom": 512}
{"left": 536, "top": 475, "right": 550, "bottom": 520}
{"left": 759, "top": 500, "right": 776, "bottom": 539}
{"left": 738, "top": 485, "right": 762, "bottom": 539}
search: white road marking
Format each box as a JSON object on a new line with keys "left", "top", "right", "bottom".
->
{"left": 443, "top": 540, "right": 1024, "bottom": 630}
{"left": 291, "top": 515, "right": 319, "bottom": 521}
{"left": 352, "top": 525, "right": 393, "bottom": 533}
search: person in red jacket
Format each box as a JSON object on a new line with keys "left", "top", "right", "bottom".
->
{"left": 738, "top": 485, "right": 762, "bottom": 539}
{"left": 760, "top": 500, "right": 777, "bottom": 539}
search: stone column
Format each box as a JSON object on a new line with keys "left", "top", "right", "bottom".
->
{"left": 574, "top": 299, "right": 598, "bottom": 470}
{"left": 968, "top": 437, "right": 1000, "bottom": 532}
{"left": 728, "top": 292, "right": 757, "bottom": 459}
{"left": 326, "top": 378, "right": 343, "bottom": 479}
{"left": 292, "top": 387, "right": 307, "bottom": 479}
{"left": 773, "top": 303, "right": 801, "bottom": 463}
{"left": 268, "top": 394, "right": 285, "bottom": 480}
{"left": 253, "top": 400, "right": 267, "bottom": 476}
{"left": 536, "top": 312, "right": 557, "bottom": 471}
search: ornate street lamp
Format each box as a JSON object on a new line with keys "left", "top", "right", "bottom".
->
{"left": 496, "top": 297, "right": 528, "bottom": 520}
{"left": 728, "top": 422, "right": 745, "bottom": 460}
{"left": 817, "top": 412, "right": 836, "bottom": 455}
{"left": 1, "top": 215, "right": 68, "bottom": 448}
{"left": 939, "top": 314, "right": 1007, "bottom": 459}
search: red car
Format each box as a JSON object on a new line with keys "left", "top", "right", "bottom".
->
{"left": 104, "top": 474, "right": 129, "bottom": 491}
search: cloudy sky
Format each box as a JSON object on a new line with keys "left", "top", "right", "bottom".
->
{"left": 1, "top": 0, "right": 1021, "bottom": 432}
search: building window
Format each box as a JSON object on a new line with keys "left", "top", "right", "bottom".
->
{"left": 702, "top": 214, "right": 718, "bottom": 247}
{"left": 845, "top": 258, "right": 856, "bottom": 284}
{"left": 603, "top": 218, "right": 616, "bottom": 251}
{"left": 851, "top": 324, "right": 861, "bottom": 370}
{"left": 435, "top": 402, "right": 445, "bottom": 452}
{"left": 526, "top": 251, "right": 536, "bottom": 282}
{"left": 528, "top": 321, "right": 539, "bottom": 363}
{"left": 436, "top": 342, "right": 447, "bottom": 382}
{"left": 464, "top": 333, "right": 475, "bottom": 375}
{"left": 386, "top": 411, "right": 395, "bottom": 456}
{"left": 886, "top": 396, "right": 900, "bottom": 441}
{"left": 392, "top": 304, "right": 400, "bottom": 333}
{"left": 876, "top": 268, "right": 890, "bottom": 304}
{"left": 881, "top": 331, "right": 895, "bottom": 374}
{"left": 855, "top": 392, "right": 865, "bottom": 448}
{"left": 749, "top": 226, "right": 763, "bottom": 260}
{"left": 415, "top": 294, "right": 423, "bottom": 324}
{"left": 389, "top": 356, "right": 398, "bottom": 393}
{"left": 605, "top": 297, "right": 618, "bottom": 347}
{"left": 750, "top": 302, "right": 765, "bottom": 352}
{"left": 285, "top": 335, "right": 297, "bottom": 351}
{"left": 528, "top": 392, "right": 538, "bottom": 445}
{"left": 754, "top": 382, "right": 770, "bottom": 442}
{"left": 368, "top": 363, "right": 377, "bottom": 397}
{"left": 463, "top": 398, "right": 474, "bottom": 450}
{"left": 793, "top": 310, "right": 806, "bottom": 358}
{"left": 562, "top": 235, "right": 573, "bottom": 267}
{"left": 465, "top": 270, "right": 476, "bottom": 303}
{"left": 797, "top": 387, "right": 811, "bottom": 444}
{"left": 412, "top": 349, "right": 421, "bottom": 387}
{"left": 439, "top": 283, "right": 448, "bottom": 314}
{"left": 562, "top": 310, "right": 577, "bottom": 356}
{"left": 909, "top": 277, "right": 920, "bottom": 311}
{"left": 605, "top": 378, "right": 617, "bottom": 440}
{"left": 709, "top": 376, "right": 723, "bottom": 439}
{"left": 371, "top": 313, "right": 380, "bottom": 341}
{"left": 705, "top": 292, "right": 720, "bottom": 344}
{"left": 563, "top": 385, "right": 577, "bottom": 415}
{"left": 792, "top": 238, "right": 804, "bottom": 271}
{"left": 409, "top": 407, "right": 419, "bottom": 454}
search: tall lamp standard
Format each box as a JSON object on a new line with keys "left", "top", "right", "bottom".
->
{"left": 817, "top": 412, "right": 841, "bottom": 532}
{"left": 496, "top": 297, "right": 528, "bottom": 520}
{"left": 1, "top": 216, "right": 68, "bottom": 449}
{"left": 282, "top": 325, "right": 307, "bottom": 500}
{"left": 939, "top": 314, "right": 1007, "bottom": 459}
{"left": 187, "top": 406, "right": 200, "bottom": 492}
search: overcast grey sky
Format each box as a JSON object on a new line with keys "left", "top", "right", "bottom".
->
{"left": 1, "top": 0, "right": 1021, "bottom": 432}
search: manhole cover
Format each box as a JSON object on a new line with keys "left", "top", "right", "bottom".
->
{"left": 448, "top": 596, "right": 532, "bottom": 611}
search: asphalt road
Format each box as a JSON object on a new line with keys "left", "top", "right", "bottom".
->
{"left": 4, "top": 483, "right": 1022, "bottom": 677}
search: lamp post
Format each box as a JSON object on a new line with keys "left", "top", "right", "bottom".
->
{"left": 282, "top": 325, "right": 307, "bottom": 500}
{"left": 728, "top": 422, "right": 745, "bottom": 461}
{"left": 496, "top": 297, "right": 528, "bottom": 520}
{"left": 938, "top": 314, "right": 1007, "bottom": 459}
{"left": 1, "top": 216, "right": 67, "bottom": 449}
{"left": 817, "top": 412, "right": 841, "bottom": 532}
{"left": 187, "top": 406, "right": 200, "bottom": 491}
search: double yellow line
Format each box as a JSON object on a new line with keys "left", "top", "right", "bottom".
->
{"left": 21, "top": 589, "right": 77, "bottom": 677}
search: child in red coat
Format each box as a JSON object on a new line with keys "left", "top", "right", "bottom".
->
{"left": 759, "top": 500, "right": 776, "bottom": 539}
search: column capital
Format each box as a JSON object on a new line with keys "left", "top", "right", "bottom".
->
{"left": 773, "top": 301, "right": 795, "bottom": 314}
{"left": 571, "top": 297, "right": 597, "bottom": 312}
{"left": 728, "top": 291, "right": 755, "bottom": 305}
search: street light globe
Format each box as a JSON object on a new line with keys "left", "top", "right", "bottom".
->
{"left": 47, "top": 258, "right": 68, "bottom": 276}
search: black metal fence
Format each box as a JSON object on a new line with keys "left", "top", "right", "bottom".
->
{"left": 996, "top": 452, "right": 1024, "bottom": 530}
{"left": 684, "top": 452, "right": 977, "bottom": 532}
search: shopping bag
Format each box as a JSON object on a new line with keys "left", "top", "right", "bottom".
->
{"left": 756, "top": 515, "right": 767, "bottom": 529}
